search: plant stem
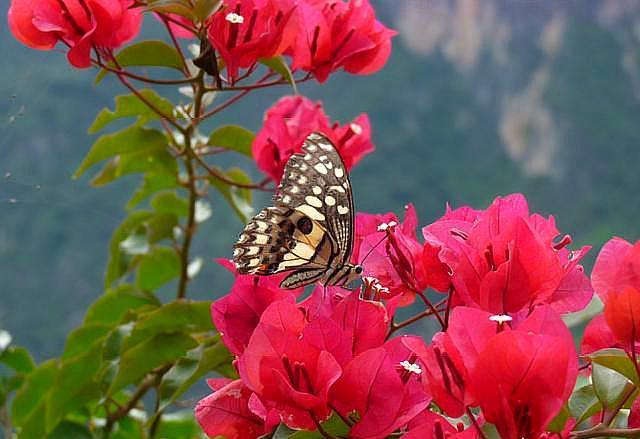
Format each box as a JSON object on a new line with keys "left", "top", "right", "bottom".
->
{"left": 570, "top": 426, "right": 640, "bottom": 438}
{"left": 417, "top": 291, "right": 446, "bottom": 329}
{"left": 466, "top": 407, "right": 488, "bottom": 439}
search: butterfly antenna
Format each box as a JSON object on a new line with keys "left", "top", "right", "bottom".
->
{"left": 359, "top": 234, "right": 389, "bottom": 265}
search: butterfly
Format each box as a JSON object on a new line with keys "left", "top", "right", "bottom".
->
{"left": 232, "top": 132, "right": 362, "bottom": 289}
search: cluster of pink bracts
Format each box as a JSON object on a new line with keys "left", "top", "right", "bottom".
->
{"left": 8, "top": 0, "right": 395, "bottom": 81}
{"left": 197, "top": 104, "right": 640, "bottom": 438}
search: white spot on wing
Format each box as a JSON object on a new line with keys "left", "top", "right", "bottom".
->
{"left": 312, "top": 186, "right": 322, "bottom": 195}
{"left": 306, "top": 143, "right": 317, "bottom": 152}
{"left": 328, "top": 185, "right": 345, "bottom": 193}
{"left": 255, "top": 235, "right": 268, "bottom": 244}
{"left": 319, "top": 142, "right": 333, "bottom": 151}
{"left": 337, "top": 205, "right": 349, "bottom": 215}
{"left": 314, "top": 163, "right": 328, "bottom": 174}
{"left": 296, "top": 204, "right": 325, "bottom": 221}
{"left": 334, "top": 167, "right": 344, "bottom": 178}
{"left": 305, "top": 196, "right": 323, "bottom": 208}
{"left": 282, "top": 195, "right": 292, "bottom": 204}
{"left": 325, "top": 195, "right": 336, "bottom": 206}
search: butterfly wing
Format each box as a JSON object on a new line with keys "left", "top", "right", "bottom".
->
{"left": 233, "top": 132, "right": 355, "bottom": 288}
{"left": 274, "top": 132, "right": 355, "bottom": 265}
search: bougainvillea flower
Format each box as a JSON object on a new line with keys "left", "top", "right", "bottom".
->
{"left": 423, "top": 194, "right": 592, "bottom": 315}
{"left": 303, "top": 290, "right": 388, "bottom": 366}
{"left": 357, "top": 204, "right": 450, "bottom": 306}
{"left": 195, "top": 379, "right": 267, "bottom": 439}
{"left": 592, "top": 237, "right": 640, "bottom": 302}
{"left": 289, "top": 0, "right": 396, "bottom": 82}
{"left": 404, "top": 411, "right": 480, "bottom": 439}
{"left": 237, "top": 300, "right": 341, "bottom": 430}
{"left": 403, "top": 307, "right": 498, "bottom": 417}
{"left": 211, "top": 259, "right": 301, "bottom": 356}
{"left": 8, "top": 0, "right": 142, "bottom": 68}
{"left": 330, "top": 336, "right": 430, "bottom": 438}
{"left": 471, "top": 330, "right": 577, "bottom": 439}
{"left": 207, "top": 0, "right": 296, "bottom": 80}
{"left": 603, "top": 286, "right": 640, "bottom": 348}
{"left": 629, "top": 397, "right": 640, "bottom": 427}
{"left": 252, "top": 95, "right": 374, "bottom": 183}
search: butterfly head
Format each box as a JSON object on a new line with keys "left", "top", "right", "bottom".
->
{"left": 329, "top": 263, "right": 363, "bottom": 287}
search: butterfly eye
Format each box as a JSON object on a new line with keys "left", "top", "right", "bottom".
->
{"left": 296, "top": 216, "right": 313, "bottom": 234}
{"left": 354, "top": 265, "right": 363, "bottom": 274}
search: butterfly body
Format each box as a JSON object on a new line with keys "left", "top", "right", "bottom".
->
{"left": 233, "top": 132, "right": 362, "bottom": 289}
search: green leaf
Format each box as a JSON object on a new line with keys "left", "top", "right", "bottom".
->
{"left": 12, "top": 360, "right": 57, "bottom": 427}
{"left": 155, "top": 410, "right": 201, "bottom": 439}
{"left": 151, "top": 192, "right": 189, "bottom": 217}
{"left": 89, "top": 90, "right": 175, "bottom": 134}
{"left": 592, "top": 362, "right": 632, "bottom": 408}
{"left": 105, "top": 211, "right": 154, "bottom": 287}
{"left": 123, "top": 301, "right": 213, "bottom": 351}
{"left": 96, "top": 41, "right": 184, "bottom": 83}
{"left": 74, "top": 126, "right": 167, "bottom": 178}
{"left": 146, "top": 0, "right": 195, "bottom": 21}
{"left": 47, "top": 421, "right": 93, "bottom": 439}
{"left": 128, "top": 172, "right": 180, "bottom": 209}
{"left": 193, "top": 0, "right": 221, "bottom": 21}
{"left": 588, "top": 348, "right": 640, "bottom": 384}
{"left": 0, "top": 347, "right": 35, "bottom": 374}
{"left": 546, "top": 404, "right": 569, "bottom": 433}
{"left": 135, "top": 246, "right": 181, "bottom": 291}
{"left": 62, "top": 323, "right": 111, "bottom": 360}
{"left": 260, "top": 57, "right": 297, "bottom": 93}
{"left": 207, "top": 125, "right": 255, "bottom": 157}
{"left": 282, "top": 413, "right": 350, "bottom": 438}
{"left": 46, "top": 343, "right": 103, "bottom": 432}
{"left": 158, "top": 340, "right": 233, "bottom": 411}
{"left": 147, "top": 213, "right": 179, "bottom": 243}
{"left": 569, "top": 385, "right": 603, "bottom": 424}
{"left": 91, "top": 148, "right": 178, "bottom": 187}
{"left": 108, "top": 333, "right": 197, "bottom": 394}
{"left": 209, "top": 167, "right": 254, "bottom": 222}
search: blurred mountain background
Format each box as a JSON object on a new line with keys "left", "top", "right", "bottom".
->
{"left": 2, "top": 0, "right": 640, "bottom": 359}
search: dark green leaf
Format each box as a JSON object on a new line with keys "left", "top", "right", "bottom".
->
{"left": 147, "top": 213, "right": 179, "bottom": 243}
{"left": 158, "top": 340, "right": 233, "bottom": 410}
{"left": 588, "top": 348, "right": 640, "bottom": 384}
{"left": 47, "top": 421, "right": 93, "bottom": 439}
{"left": 123, "top": 301, "right": 213, "bottom": 351}
{"left": 46, "top": 343, "right": 103, "bottom": 432}
{"left": 0, "top": 347, "right": 35, "bottom": 374}
{"left": 74, "top": 126, "right": 168, "bottom": 178}
{"left": 569, "top": 385, "right": 602, "bottom": 424}
{"left": 96, "top": 41, "right": 184, "bottom": 83}
{"left": 105, "top": 211, "right": 154, "bottom": 287}
{"left": 110, "top": 416, "right": 144, "bottom": 439}
{"left": 12, "top": 359, "right": 57, "bottom": 427}
{"left": 546, "top": 404, "right": 569, "bottom": 432}
{"left": 128, "top": 172, "right": 180, "bottom": 210}
{"left": 592, "top": 362, "right": 631, "bottom": 408}
{"left": 207, "top": 125, "right": 255, "bottom": 157}
{"left": 151, "top": 192, "right": 189, "bottom": 217}
{"left": 260, "top": 57, "right": 297, "bottom": 93}
{"left": 62, "top": 323, "right": 111, "bottom": 360}
{"left": 135, "top": 246, "right": 181, "bottom": 291}
{"left": 108, "top": 333, "right": 197, "bottom": 394}
{"left": 209, "top": 167, "right": 254, "bottom": 222}
{"left": 89, "top": 89, "right": 175, "bottom": 134}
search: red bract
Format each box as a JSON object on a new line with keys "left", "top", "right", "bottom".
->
{"left": 471, "top": 329, "right": 577, "bottom": 439}
{"left": 592, "top": 237, "right": 640, "bottom": 301}
{"left": 236, "top": 300, "right": 341, "bottom": 430}
{"left": 405, "top": 411, "right": 480, "bottom": 439}
{"left": 210, "top": 259, "right": 302, "bottom": 356}
{"left": 252, "top": 95, "right": 374, "bottom": 183}
{"left": 289, "top": 0, "right": 396, "bottom": 82}
{"left": 195, "top": 379, "right": 267, "bottom": 439}
{"left": 8, "top": 0, "right": 142, "bottom": 68}
{"left": 357, "top": 204, "right": 450, "bottom": 306}
{"left": 206, "top": 0, "right": 296, "bottom": 81}
{"left": 604, "top": 286, "right": 640, "bottom": 348}
{"left": 330, "top": 336, "right": 430, "bottom": 438}
{"left": 423, "top": 194, "right": 592, "bottom": 315}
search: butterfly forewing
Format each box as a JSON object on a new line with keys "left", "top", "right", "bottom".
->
{"left": 233, "top": 132, "right": 355, "bottom": 289}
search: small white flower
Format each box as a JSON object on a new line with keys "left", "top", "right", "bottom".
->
{"left": 400, "top": 360, "right": 422, "bottom": 375}
{"left": 350, "top": 122, "right": 363, "bottom": 135}
{"left": 225, "top": 12, "right": 244, "bottom": 24}
{"left": 377, "top": 220, "right": 397, "bottom": 232}
{"left": 489, "top": 314, "right": 513, "bottom": 324}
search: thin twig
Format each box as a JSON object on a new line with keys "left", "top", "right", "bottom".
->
{"left": 417, "top": 291, "right": 447, "bottom": 329}
{"left": 191, "top": 152, "right": 273, "bottom": 191}
{"left": 466, "top": 407, "right": 488, "bottom": 439}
